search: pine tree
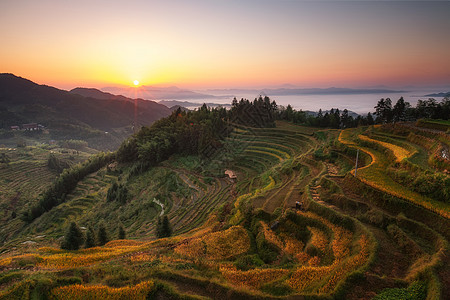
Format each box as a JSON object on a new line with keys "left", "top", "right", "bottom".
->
{"left": 156, "top": 216, "right": 172, "bottom": 238}
{"left": 84, "top": 226, "right": 96, "bottom": 248}
{"left": 107, "top": 182, "right": 118, "bottom": 202}
{"left": 118, "top": 224, "right": 126, "bottom": 239}
{"left": 61, "top": 222, "right": 84, "bottom": 250}
{"left": 162, "top": 215, "right": 172, "bottom": 237}
{"left": 156, "top": 217, "right": 163, "bottom": 238}
{"left": 97, "top": 222, "right": 109, "bottom": 246}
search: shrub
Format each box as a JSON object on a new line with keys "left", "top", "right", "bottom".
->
{"left": 372, "top": 281, "right": 426, "bottom": 300}
{"left": 256, "top": 232, "right": 279, "bottom": 263}
{"left": 234, "top": 254, "right": 264, "bottom": 271}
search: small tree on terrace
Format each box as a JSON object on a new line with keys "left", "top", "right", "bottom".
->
{"left": 61, "top": 222, "right": 84, "bottom": 250}
{"left": 118, "top": 224, "right": 126, "bottom": 239}
{"left": 97, "top": 222, "right": 109, "bottom": 246}
{"left": 156, "top": 216, "right": 172, "bottom": 238}
{"left": 84, "top": 226, "right": 96, "bottom": 248}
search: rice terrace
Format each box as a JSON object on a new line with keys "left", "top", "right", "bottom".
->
{"left": 0, "top": 95, "right": 449, "bottom": 300}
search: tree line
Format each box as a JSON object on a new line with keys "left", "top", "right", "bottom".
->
{"left": 374, "top": 97, "right": 450, "bottom": 124}
{"left": 61, "top": 221, "right": 126, "bottom": 250}
{"left": 278, "top": 105, "right": 374, "bottom": 129}
{"left": 61, "top": 216, "right": 171, "bottom": 250}
{"left": 277, "top": 96, "right": 450, "bottom": 128}
{"left": 230, "top": 96, "right": 277, "bottom": 127}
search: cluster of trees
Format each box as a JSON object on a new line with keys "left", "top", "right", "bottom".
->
{"left": 230, "top": 96, "right": 277, "bottom": 127}
{"left": 117, "top": 105, "right": 232, "bottom": 164}
{"left": 23, "top": 152, "right": 114, "bottom": 223}
{"left": 117, "top": 97, "right": 281, "bottom": 165}
{"left": 278, "top": 105, "right": 374, "bottom": 129}
{"left": 374, "top": 97, "right": 450, "bottom": 124}
{"left": 47, "top": 153, "right": 71, "bottom": 173}
{"left": 61, "top": 221, "right": 125, "bottom": 250}
{"left": 106, "top": 182, "right": 129, "bottom": 204}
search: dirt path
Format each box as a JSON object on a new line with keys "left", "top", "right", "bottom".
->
{"left": 153, "top": 198, "right": 164, "bottom": 216}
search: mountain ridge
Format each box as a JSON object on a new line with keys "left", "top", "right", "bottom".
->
{"left": 0, "top": 74, "right": 171, "bottom": 131}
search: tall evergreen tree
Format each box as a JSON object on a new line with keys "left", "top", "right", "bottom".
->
{"left": 156, "top": 216, "right": 172, "bottom": 238}
{"left": 393, "top": 97, "right": 409, "bottom": 123}
{"left": 118, "top": 224, "right": 126, "bottom": 239}
{"left": 61, "top": 222, "right": 84, "bottom": 250}
{"left": 84, "top": 226, "right": 96, "bottom": 248}
{"left": 97, "top": 222, "right": 109, "bottom": 246}
{"left": 374, "top": 98, "right": 393, "bottom": 123}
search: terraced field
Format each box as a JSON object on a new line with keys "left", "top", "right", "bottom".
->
{"left": 0, "top": 122, "right": 449, "bottom": 299}
{"left": 0, "top": 146, "right": 91, "bottom": 244}
{"left": 339, "top": 128, "right": 450, "bottom": 218}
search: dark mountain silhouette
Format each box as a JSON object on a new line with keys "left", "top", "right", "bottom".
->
{"left": 102, "top": 85, "right": 216, "bottom": 100}
{"left": 206, "top": 87, "right": 406, "bottom": 96}
{"left": 0, "top": 74, "right": 171, "bottom": 130}
{"left": 70, "top": 87, "right": 130, "bottom": 101}
{"left": 69, "top": 87, "right": 172, "bottom": 119}
{"left": 169, "top": 105, "right": 190, "bottom": 112}
{"left": 424, "top": 91, "right": 450, "bottom": 97}
{"left": 158, "top": 100, "right": 231, "bottom": 108}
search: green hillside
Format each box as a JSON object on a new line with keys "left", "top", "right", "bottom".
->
{"left": 0, "top": 100, "right": 449, "bottom": 299}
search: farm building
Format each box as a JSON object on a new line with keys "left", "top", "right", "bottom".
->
{"left": 22, "top": 123, "right": 38, "bottom": 130}
{"left": 225, "top": 169, "right": 237, "bottom": 180}
{"left": 22, "top": 123, "right": 44, "bottom": 131}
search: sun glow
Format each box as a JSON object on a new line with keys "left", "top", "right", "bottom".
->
{"left": 133, "top": 80, "right": 139, "bottom": 86}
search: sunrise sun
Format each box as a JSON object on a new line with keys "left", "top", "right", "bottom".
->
{"left": 133, "top": 80, "right": 139, "bottom": 86}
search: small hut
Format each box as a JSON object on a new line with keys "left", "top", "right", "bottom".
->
{"left": 224, "top": 169, "right": 237, "bottom": 181}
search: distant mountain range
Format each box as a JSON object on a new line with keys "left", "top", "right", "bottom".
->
{"left": 206, "top": 87, "right": 406, "bottom": 96}
{"left": 102, "top": 85, "right": 217, "bottom": 100}
{"left": 424, "top": 91, "right": 450, "bottom": 97}
{"left": 158, "top": 100, "right": 231, "bottom": 109}
{"left": 0, "top": 74, "right": 171, "bottom": 132}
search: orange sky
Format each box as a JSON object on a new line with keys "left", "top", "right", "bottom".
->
{"left": 1, "top": 0, "right": 449, "bottom": 90}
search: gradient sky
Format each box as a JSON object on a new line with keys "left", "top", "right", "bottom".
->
{"left": 1, "top": 0, "right": 449, "bottom": 90}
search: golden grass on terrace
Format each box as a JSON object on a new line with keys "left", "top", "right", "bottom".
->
{"left": 308, "top": 227, "right": 328, "bottom": 253}
{"left": 358, "top": 134, "right": 412, "bottom": 162}
{"left": 51, "top": 281, "right": 154, "bottom": 300}
{"left": 220, "top": 266, "right": 289, "bottom": 289}
{"left": 287, "top": 214, "right": 371, "bottom": 293}
{"left": 174, "top": 225, "right": 251, "bottom": 260}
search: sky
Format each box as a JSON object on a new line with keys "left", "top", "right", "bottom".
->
{"left": 1, "top": 0, "right": 450, "bottom": 90}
